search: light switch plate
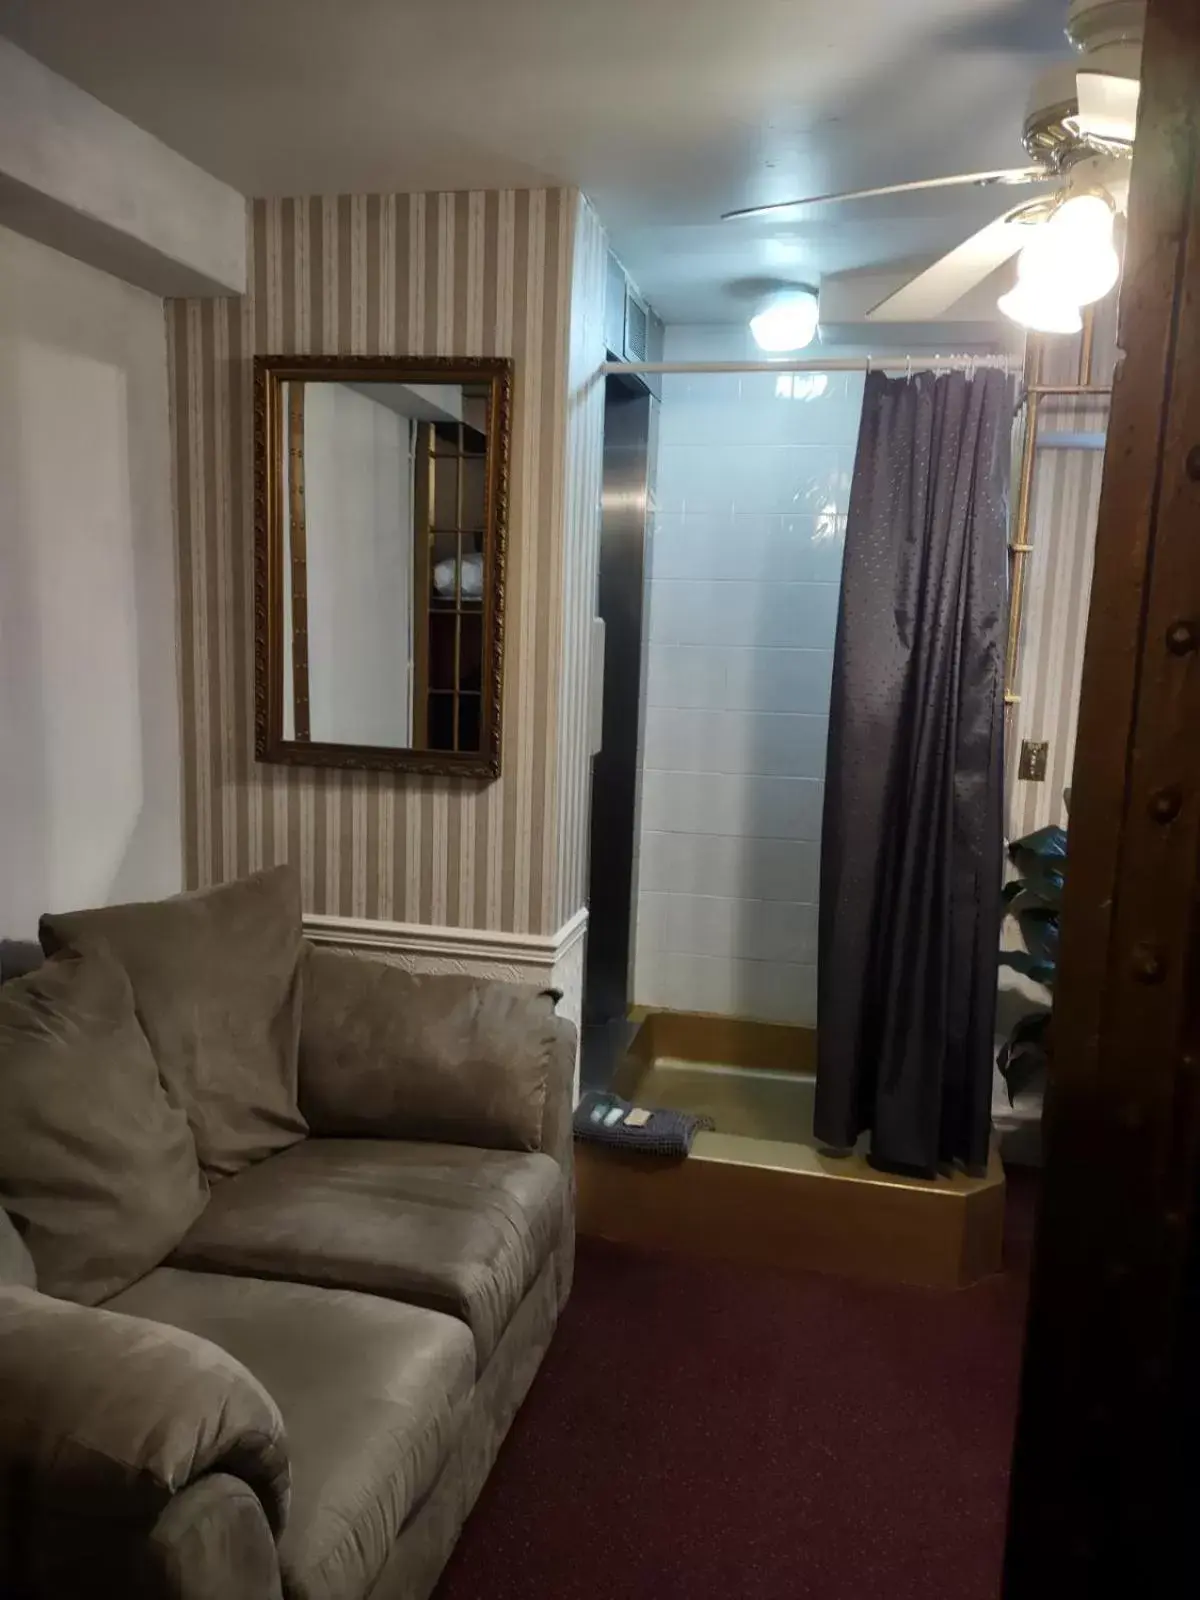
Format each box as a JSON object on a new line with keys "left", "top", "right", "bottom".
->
{"left": 1019, "top": 740, "right": 1049, "bottom": 782}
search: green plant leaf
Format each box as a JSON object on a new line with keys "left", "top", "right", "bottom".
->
{"left": 999, "top": 949, "right": 1056, "bottom": 985}
{"left": 1007, "top": 826, "right": 1067, "bottom": 910}
{"left": 999, "top": 827, "right": 1063, "bottom": 1105}
{"left": 997, "top": 1012, "right": 1051, "bottom": 1105}
{"left": 1009, "top": 1011, "right": 1051, "bottom": 1047}
{"left": 1008, "top": 825, "right": 1068, "bottom": 864}
{"left": 1016, "top": 909, "right": 1059, "bottom": 970}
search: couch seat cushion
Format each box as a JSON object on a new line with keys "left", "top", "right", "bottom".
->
{"left": 0, "top": 953, "right": 207, "bottom": 1304}
{"left": 107, "top": 1267, "right": 475, "bottom": 1600}
{"left": 39, "top": 866, "right": 307, "bottom": 1179}
{"left": 170, "top": 1138, "right": 563, "bottom": 1366}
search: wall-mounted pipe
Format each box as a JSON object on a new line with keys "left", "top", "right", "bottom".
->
{"left": 1005, "top": 339, "right": 1044, "bottom": 709}
{"left": 1004, "top": 304, "right": 1111, "bottom": 711}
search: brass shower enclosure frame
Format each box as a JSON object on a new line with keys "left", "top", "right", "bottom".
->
{"left": 606, "top": 344, "right": 1113, "bottom": 715}
{"left": 1004, "top": 309, "right": 1113, "bottom": 711}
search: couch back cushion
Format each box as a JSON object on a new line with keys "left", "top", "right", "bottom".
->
{"left": 0, "top": 953, "right": 208, "bottom": 1303}
{"left": 40, "top": 867, "right": 307, "bottom": 1179}
{"left": 299, "top": 945, "right": 559, "bottom": 1151}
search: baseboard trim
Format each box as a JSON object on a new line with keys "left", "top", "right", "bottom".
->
{"left": 302, "top": 905, "right": 588, "bottom": 972}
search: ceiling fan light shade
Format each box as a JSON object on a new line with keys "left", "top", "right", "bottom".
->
{"left": 1001, "top": 192, "right": 1121, "bottom": 331}
{"left": 1046, "top": 191, "right": 1113, "bottom": 242}
{"left": 1015, "top": 235, "right": 1121, "bottom": 309}
{"left": 750, "top": 288, "right": 820, "bottom": 352}
{"left": 1019, "top": 193, "right": 1121, "bottom": 306}
{"left": 1052, "top": 237, "right": 1120, "bottom": 305}
{"left": 998, "top": 282, "right": 1084, "bottom": 335}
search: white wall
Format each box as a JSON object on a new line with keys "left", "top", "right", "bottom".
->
{"left": 302, "top": 382, "right": 413, "bottom": 747}
{"left": 0, "top": 38, "right": 246, "bottom": 298}
{"left": 632, "top": 325, "right": 864, "bottom": 1027}
{"left": 0, "top": 224, "right": 182, "bottom": 934}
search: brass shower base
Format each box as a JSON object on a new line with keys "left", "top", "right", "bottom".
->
{"left": 575, "top": 1012, "right": 1006, "bottom": 1290}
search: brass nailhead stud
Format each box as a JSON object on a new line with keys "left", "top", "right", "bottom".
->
{"left": 1130, "top": 944, "right": 1166, "bottom": 983}
{"left": 1166, "top": 620, "right": 1199, "bottom": 655}
{"left": 1148, "top": 786, "right": 1183, "bottom": 823}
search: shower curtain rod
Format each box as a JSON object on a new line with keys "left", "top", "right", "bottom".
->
{"left": 603, "top": 356, "right": 1112, "bottom": 398}
{"left": 602, "top": 355, "right": 1020, "bottom": 377}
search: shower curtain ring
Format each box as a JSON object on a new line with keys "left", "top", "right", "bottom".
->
{"left": 905, "top": 354, "right": 913, "bottom": 385}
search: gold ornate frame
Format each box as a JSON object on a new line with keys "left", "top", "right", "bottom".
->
{"left": 253, "top": 354, "right": 512, "bottom": 778}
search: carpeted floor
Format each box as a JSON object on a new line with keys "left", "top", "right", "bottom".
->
{"left": 435, "top": 1171, "right": 1037, "bottom": 1600}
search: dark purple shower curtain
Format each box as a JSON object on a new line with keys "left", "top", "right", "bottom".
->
{"left": 814, "top": 368, "right": 1011, "bottom": 1176}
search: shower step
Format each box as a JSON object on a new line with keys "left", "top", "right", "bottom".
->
{"left": 574, "top": 1010, "right": 1006, "bottom": 1290}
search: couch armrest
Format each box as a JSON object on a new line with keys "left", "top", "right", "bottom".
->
{"left": 539, "top": 1012, "right": 578, "bottom": 1177}
{"left": 299, "top": 943, "right": 576, "bottom": 1155}
{"left": 145, "top": 1474, "right": 284, "bottom": 1600}
{"left": 0, "top": 1286, "right": 289, "bottom": 1595}
{"left": 540, "top": 1011, "right": 578, "bottom": 1309}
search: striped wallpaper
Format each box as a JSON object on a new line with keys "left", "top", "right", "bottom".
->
{"left": 169, "top": 189, "right": 605, "bottom": 935}
{"left": 1005, "top": 298, "right": 1117, "bottom": 839}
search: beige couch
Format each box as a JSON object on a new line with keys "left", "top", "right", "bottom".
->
{"left": 0, "top": 867, "right": 576, "bottom": 1600}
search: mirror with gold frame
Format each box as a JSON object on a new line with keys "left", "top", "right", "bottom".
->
{"left": 253, "top": 355, "right": 511, "bottom": 777}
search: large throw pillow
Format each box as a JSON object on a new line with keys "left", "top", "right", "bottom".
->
{"left": 0, "top": 953, "right": 208, "bottom": 1304}
{"left": 40, "top": 867, "right": 307, "bottom": 1178}
{"left": 299, "top": 944, "right": 561, "bottom": 1151}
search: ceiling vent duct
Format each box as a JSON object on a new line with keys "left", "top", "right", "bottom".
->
{"left": 624, "top": 293, "right": 648, "bottom": 362}
{"left": 603, "top": 252, "right": 663, "bottom": 396}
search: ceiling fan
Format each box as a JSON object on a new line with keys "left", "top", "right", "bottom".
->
{"left": 723, "top": 0, "right": 1143, "bottom": 329}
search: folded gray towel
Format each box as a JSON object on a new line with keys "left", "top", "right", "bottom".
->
{"left": 573, "top": 1091, "right": 714, "bottom": 1157}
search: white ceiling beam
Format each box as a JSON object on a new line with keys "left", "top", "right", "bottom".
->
{"left": 0, "top": 39, "right": 245, "bottom": 298}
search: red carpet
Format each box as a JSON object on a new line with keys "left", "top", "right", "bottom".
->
{"left": 436, "top": 1173, "right": 1036, "bottom": 1600}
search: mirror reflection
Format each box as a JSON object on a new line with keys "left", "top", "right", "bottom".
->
{"left": 255, "top": 357, "right": 510, "bottom": 776}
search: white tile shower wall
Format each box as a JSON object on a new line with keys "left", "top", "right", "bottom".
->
{"left": 632, "top": 325, "right": 864, "bottom": 1027}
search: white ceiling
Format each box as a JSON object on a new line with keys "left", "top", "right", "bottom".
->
{"left": 0, "top": 0, "right": 1073, "bottom": 325}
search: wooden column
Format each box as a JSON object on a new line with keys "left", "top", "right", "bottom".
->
{"left": 1004, "top": 0, "right": 1200, "bottom": 1591}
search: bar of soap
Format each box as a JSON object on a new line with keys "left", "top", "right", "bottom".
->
{"left": 624, "top": 1108, "right": 652, "bottom": 1128}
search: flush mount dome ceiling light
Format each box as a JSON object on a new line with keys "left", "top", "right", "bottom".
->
{"left": 750, "top": 286, "right": 820, "bottom": 352}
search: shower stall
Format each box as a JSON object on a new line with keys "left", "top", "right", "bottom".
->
{"left": 577, "top": 322, "right": 1012, "bottom": 1286}
{"left": 581, "top": 372, "right": 656, "bottom": 1085}
{"left": 585, "top": 323, "right": 861, "bottom": 1072}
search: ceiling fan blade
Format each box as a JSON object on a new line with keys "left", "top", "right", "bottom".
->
{"left": 1074, "top": 70, "right": 1140, "bottom": 144}
{"left": 866, "top": 211, "right": 1031, "bottom": 322}
{"left": 721, "top": 168, "right": 1051, "bottom": 222}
